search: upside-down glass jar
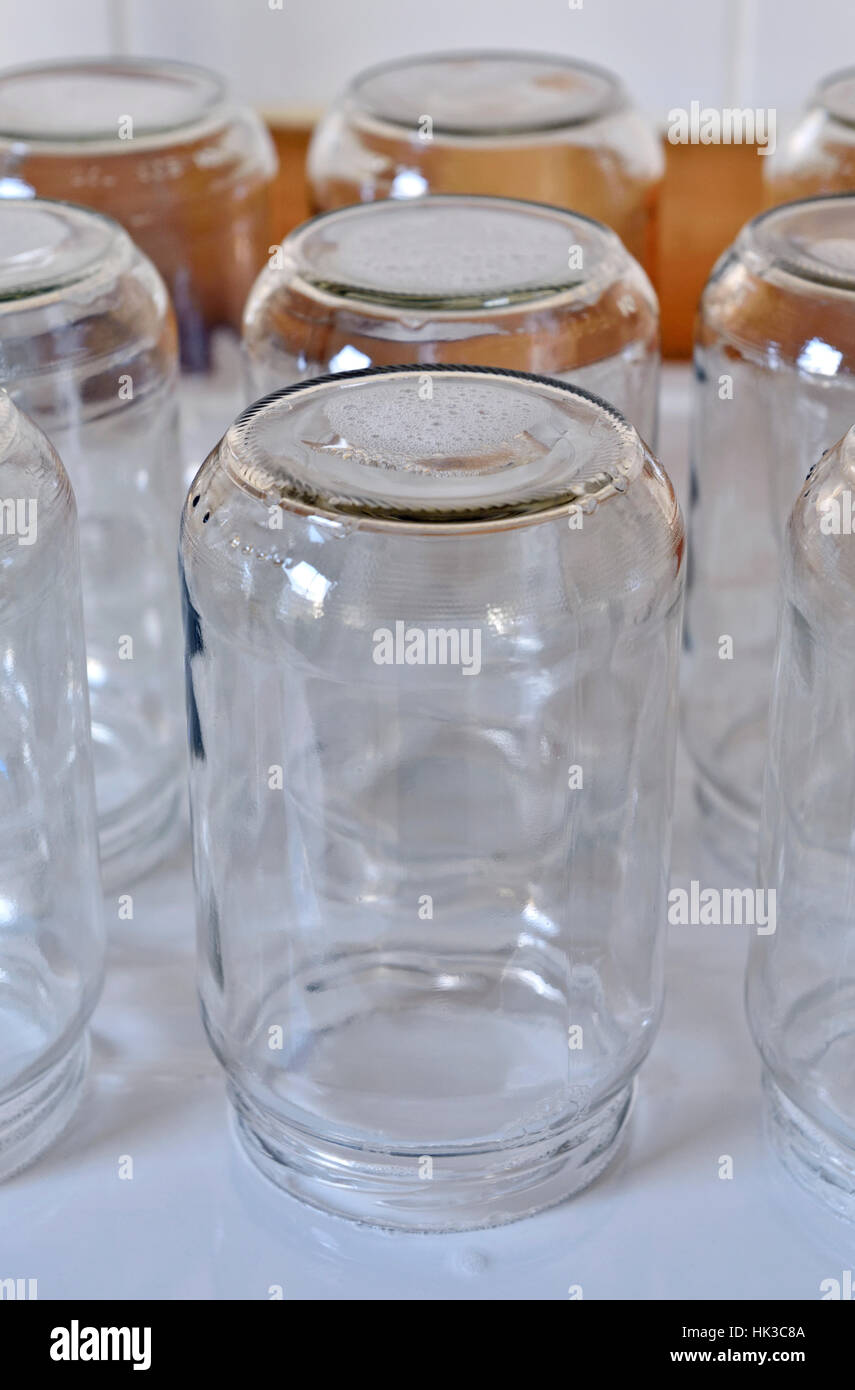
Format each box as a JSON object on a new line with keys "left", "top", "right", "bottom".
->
{"left": 0, "top": 57, "right": 277, "bottom": 466}
{"left": 0, "top": 391, "right": 104, "bottom": 1180}
{"left": 765, "top": 68, "right": 855, "bottom": 206}
{"left": 181, "top": 364, "right": 685, "bottom": 1231}
{"left": 0, "top": 198, "right": 185, "bottom": 885}
{"left": 748, "top": 424, "right": 855, "bottom": 1219}
{"left": 307, "top": 51, "right": 663, "bottom": 278}
{"left": 685, "top": 194, "right": 855, "bottom": 861}
{"left": 243, "top": 195, "right": 660, "bottom": 443}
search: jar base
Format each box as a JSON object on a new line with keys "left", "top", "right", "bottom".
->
{"left": 763, "top": 1072, "right": 855, "bottom": 1221}
{"left": 0, "top": 1035, "right": 89, "bottom": 1182}
{"left": 229, "top": 1079, "right": 634, "bottom": 1232}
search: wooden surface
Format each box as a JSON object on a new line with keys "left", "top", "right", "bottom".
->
{"left": 267, "top": 123, "right": 767, "bottom": 360}
{"left": 269, "top": 124, "right": 314, "bottom": 244}
{"left": 657, "top": 140, "right": 765, "bottom": 357}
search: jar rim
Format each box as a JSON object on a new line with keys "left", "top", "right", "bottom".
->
{"left": 263, "top": 194, "right": 640, "bottom": 319}
{"left": 816, "top": 66, "right": 855, "bottom": 128}
{"left": 0, "top": 196, "right": 134, "bottom": 310}
{"left": 0, "top": 56, "right": 229, "bottom": 147}
{"left": 738, "top": 193, "right": 855, "bottom": 294}
{"left": 219, "top": 363, "right": 655, "bottom": 534}
{"left": 346, "top": 49, "right": 626, "bottom": 137}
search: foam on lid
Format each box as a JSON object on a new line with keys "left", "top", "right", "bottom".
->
{"left": 289, "top": 197, "right": 621, "bottom": 308}
{"left": 224, "top": 366, "right": 642, "bottom": 528}
{"left": 747, "top": 196, "right": 855, "bottom": 291}
{"left": 0, "top": 59, "right": 224, "bottom": 142}
{"left": 351, "top": 51, "right": 621, "bottom": 136}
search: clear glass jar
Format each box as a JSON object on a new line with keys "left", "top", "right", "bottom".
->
{"left": 307, "top": 51, "right": 663, "bottom": 278}
{"left": 181, "top": 364, "right": 685, "bottom": 1231}
{"left": 0, "top": 198, "right": 185, "bottom": 885}
{"left": 685, "top": 195, "right": 855, "bottom": 860}
{"left": 0, "top": 391, "right": 104, "bottom": 1180}
{"left": 0, "top": 57, "right": 277, "bottom": 467}
{"left": 765, "top": 68, "right": 855, "bottom": 206}
{"left": 748, "top": 424, "right": 855, "bottom": 1219}
{"left": 243, "top": 195, "right": 660, "bottom": 443}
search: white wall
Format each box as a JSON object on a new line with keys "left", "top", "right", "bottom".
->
{"left": 1, "top": 0, "right": 852, "bottom": 124}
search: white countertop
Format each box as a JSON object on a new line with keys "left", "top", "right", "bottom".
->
{"left": 3, "top": 366, "right": 852, "bottom": 1301}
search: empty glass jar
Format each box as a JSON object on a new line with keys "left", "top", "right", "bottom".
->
{"left": 765, "top": 68, "right": 855, "bottom": 206}
{"left": 685, "top": 195, "right": 855, "bottom": 858}
{"left": 307, "top": 51, "right": 663, "bottom": 277}
{"left": 0, "top": 391, "right": 104, "bottom": 1179}
{"left": 0, "top": 57, "right": 277, "bottom": 465}
{"left": 748, "top": 424, "right": 855, "bottom": 1219}
{"left": 0, "top": 198, "right": 185, "bottom": 885}
{"left": 243, "top": 195, "right": 660, "bottom": 443}
{"left": 181, "top": 364, "right": 685, "bottom": 1230}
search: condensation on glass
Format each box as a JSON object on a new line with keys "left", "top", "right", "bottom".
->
{"left": 765, "top": 68, "right": 855, "bottom": 206}
{"left": 0, "top": 199, "right": 185, "bottom": 885}
{"left": 0, "top": 57, "right": 277, "bottom": 466}
{"left": 243, "top": 195, "right": 660, "bottom": 444}
{"left": 180, "top": 364, "right": 685, "bottom": 1231}
{"left": 307, "top": 51, "right": 663, "bottom": 278}
{"left": 748, "top": 424, "right": 855, "bottom": 1219}
{"left": 685, "top": 195, "right": 855, "bottom": 861}
{"left": 0, "top": 391, "right": 104, "bottom": 1180}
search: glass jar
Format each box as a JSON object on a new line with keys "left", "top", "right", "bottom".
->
{"left": 0, "top": 198, "right": 185, "bottom": 885}
{"left": 307, "top": 51, "right": 663, "bottom": 278}
{"left": 685, "top": 194, "right": 855, "bottom": 860}
{"left": 0, "top": 57, "right": 277, "bottom": 467}
{"left": 748, "top": 424, "right": 855, "bottom": 1219}
{"left": 181, "top": 364, "right": 685, "bottom": 1230}
{"left": 765, "top": 68, "right": 855, "bottom": 206}
{"left": 243, "top": 195, "right": 660, "bottom": 443}
{"left": 0, "top": 391, "right": 104, "bottom": 1179}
